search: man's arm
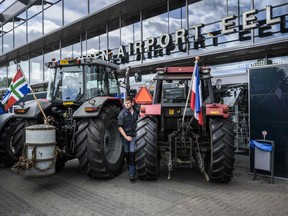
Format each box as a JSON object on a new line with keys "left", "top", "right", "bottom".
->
{"left": 118, "top": 110, "right": 133, "bottom": 142}
{"left": 118, "top": 127, "right": 132, "bottom": 141}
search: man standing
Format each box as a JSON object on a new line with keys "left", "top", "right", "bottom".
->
{"left": 118, "top": 96, "right": 138, "bottom": 182}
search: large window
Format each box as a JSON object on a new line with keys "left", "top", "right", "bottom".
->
{"left": 19, "top": 56, "right": 29, "bottom": 82}
{"left": 7, "top": 62, "right": 17, "bottom": 86}
{"left": 143, "top": 3, "right": 168, "bottom": 39}
{"left": 89, "top": 0, "right": 120, "bottom": 14}
{"left": 2, "top": 20, "right": 13, "bottom": 53}
{"left": 44, "top": 0, "right": 62, "bottom": 34}
{"left": 14, "top": 11, "right": 27, "bottom": 48}
{"left": 63, "top": 0, "right": 88, "bottom": 25}
{"left": 142, "top": 2, "right": 168, "bottom": 63}
{"left": 169, "top": 0, "right": 186, "bottom": 33}
{"left": 30, "top": 53, "right": 44, "bottom": 84}
{"left": 108, "top": 19, "right": 120, "bottom": 50}
{"left": 121, "top": 13, "right": 141, "bottom": 65}
{"left": 0, "top": 67, "right": 7, "bottom": 90}
{"left": 28, "top": 4, "right": 42, "bottom": 42}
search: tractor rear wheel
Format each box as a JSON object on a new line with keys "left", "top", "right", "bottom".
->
{"left": 206, "top": 118, "right": 235, "bottom": 183}
{"left": 75, "top": 104, "right": 124, "bottom": 178}
{"left": 0, "top": 118, "right": 37, "bottom": 167}
{"left": 135, "top": 116, "right": 159, "bottom": 180}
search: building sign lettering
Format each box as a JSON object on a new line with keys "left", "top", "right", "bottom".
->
{"left": 93, "top": 5, "right": 286, "bottom": 64}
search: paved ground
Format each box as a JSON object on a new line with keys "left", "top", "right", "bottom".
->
{"left": 0, "top": 154, "right": 287, "bottom": 216}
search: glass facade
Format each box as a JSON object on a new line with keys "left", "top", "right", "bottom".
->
{"left": 0, "top": 0, "right": 287, "bottom": 90}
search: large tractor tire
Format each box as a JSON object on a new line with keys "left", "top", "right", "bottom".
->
{"left": 206, "top": 118, "right": 235, "bottom": 183}
{"left": 75, "top": 104, "right": 124, "bottom": 178}
{"left": 0, "top": 119, "right": 37, "bottom": 167}
{"left": 135, "top": 116, "right": 159, "bottom": 180}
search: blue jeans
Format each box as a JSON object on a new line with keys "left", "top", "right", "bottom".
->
{"left": 121, "top": 137, "right": 136, "bottom": 177}
{"left": 121, "top": 137, "right": 136, "bottom": 153}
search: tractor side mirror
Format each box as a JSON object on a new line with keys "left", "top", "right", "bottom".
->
{"left": 134, "top": 72, "right": 142, "bottom": 82}
{"left": 216, "top": 79, "right": 222, "bottom": 89}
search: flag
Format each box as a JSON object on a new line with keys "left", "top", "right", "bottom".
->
{"left": 190, "top": 61, "right": 203, "bottom": 125}
{"left": 2, "top": 68, "right": 31, "bottom": 111}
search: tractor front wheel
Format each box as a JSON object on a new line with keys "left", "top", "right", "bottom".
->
{"left": 135, "top": 116, "right": 159, "bottom": 180}
{"left": 206, "top": 118, "right": 235, "bottom": 183}
{"left": 75, "top": 104, "right": 124, "bottom": 178}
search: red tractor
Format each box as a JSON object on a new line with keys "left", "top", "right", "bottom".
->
{"left": 134, "top": 64, "right": 235, "bottom": 182}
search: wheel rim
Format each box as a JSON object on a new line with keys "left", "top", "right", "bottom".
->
{"left": 9, "top": 135, "right": 16, "bottom": 154}
{"left": 104, "top": 119, "right": 121, "bottom": 164}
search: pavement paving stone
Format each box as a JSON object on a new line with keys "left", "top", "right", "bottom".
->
{"left": 0, "top": 154, "right": 287, "bottom": 216}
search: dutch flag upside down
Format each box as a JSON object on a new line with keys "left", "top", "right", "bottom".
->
{"left": 190, "top": 61, "right": 203, "bottom": 126}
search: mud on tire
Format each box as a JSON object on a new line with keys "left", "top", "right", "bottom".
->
{"left": 206, "top": 118, "right": 235, "bottom": 183}
{"left": 0, "top": 119, "right": 37, "bottom": 167}
{"left": 75, "top": 104, "right": 124, "bottom": 178}
{"left": 135, "top": 116, "right": 159, "bottom": 180}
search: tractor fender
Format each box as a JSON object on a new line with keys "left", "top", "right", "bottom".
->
{"left": 0, "top": 112, "right": 14, "bottom": 132}
{"left": 205, "top": 103, "right": 229, "bottom": 118}
{"left": 73, "top": 97, "right": 122, "bottom": 118}
{"left": 139, "top": 104, "right": 162, "bottom": 117}
{"left": 13, "top": 99, "right": 52, "bottom": 118}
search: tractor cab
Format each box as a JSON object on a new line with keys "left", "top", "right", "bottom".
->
{"left": 45, "top": 57, "right": 120, "bottom": 104}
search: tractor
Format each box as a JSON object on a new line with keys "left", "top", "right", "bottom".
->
{"left": 134, "top": 64, "right": 235, "bottom": 182}
{"left": 0, "top": 56, "right": 126, "bottom": 178}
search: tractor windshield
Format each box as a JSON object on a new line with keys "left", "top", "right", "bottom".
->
{"left": 47, "top": 66, "right": 84, "bottom": 102}
{"left": 47, "top": 64, "right": 119, "bottom": 102}
{"left": 85, "top": 65, "right": 119, "bottom": 98}
{"left": 162, "top": 81, "right": 189, "bottom": 104}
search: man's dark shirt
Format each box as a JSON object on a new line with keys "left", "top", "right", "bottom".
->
{"left": 118, "top": 107, "right": 138, "bottom": 137}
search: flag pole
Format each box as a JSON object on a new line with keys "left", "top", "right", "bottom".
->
{"left": 182, "top": 56, "right": 200, "bottom": 129}
{"left": 17, "top": 63, "right": 48, "bottom": 124}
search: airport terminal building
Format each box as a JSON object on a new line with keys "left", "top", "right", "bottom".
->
{"left": 0, "top": 0, "right": 288, "bottom": 178}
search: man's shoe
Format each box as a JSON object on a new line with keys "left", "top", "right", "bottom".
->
{"left": 129, "top": 176, "right": 136, "bottom": 182}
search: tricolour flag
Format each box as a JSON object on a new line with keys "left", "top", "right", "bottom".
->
{"left": 2, "top": 68, "right": 31, "bottom": 111}
{"left": 190, "top": 61, "right": 203, "bottom": 125}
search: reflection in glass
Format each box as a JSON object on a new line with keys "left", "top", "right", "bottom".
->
{"left": 86, "top": 36, "right": 100, "bottom": 56}
{"left": 0, "top": 67, "right": 7, "bottom": 89}
{"left": 143, "top": 3, "right": 168, "bottom": 39}
{"left": 14, "top": 22, "right": 26, "bottom": 48}
{"left": 169, "top": 0, "right": 186, "bottom": 33}
{"left": 30, "top": 55, "right": 44, "bottom": 84}
{"left": 19, "top": 56, "right": 29, "bottom": 82}
{"left": 89, "top": 0, "right": 120, "bottom": 14}
{"left": 8, "top": 62, "right": 17, "bottom": 86}
{"left": 109, "top": 20, "right": 120, "bottom": 50}
{"left": 3, "top": 31, "right": 13, "bottom": 53}
{"left": 44, "top": 1, "right": 62, "bottom": 34}
{"left": 62, "top": 45, "right": 73, "bottom": 59}
{"left": 63, "top": 0, "right": 88, "bottom": 25}
{"left": 121, "top": 13, "right": 140, "bottom": 65}
{"left": 28, "top": 13, "right": 42, "bottom": 42}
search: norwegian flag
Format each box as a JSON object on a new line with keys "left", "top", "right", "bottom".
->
{"left": 190, "top": 61, "right": 203, "bottom": 125}
{"left": 2, "top": 68, "right": 31, "bottom": 111}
